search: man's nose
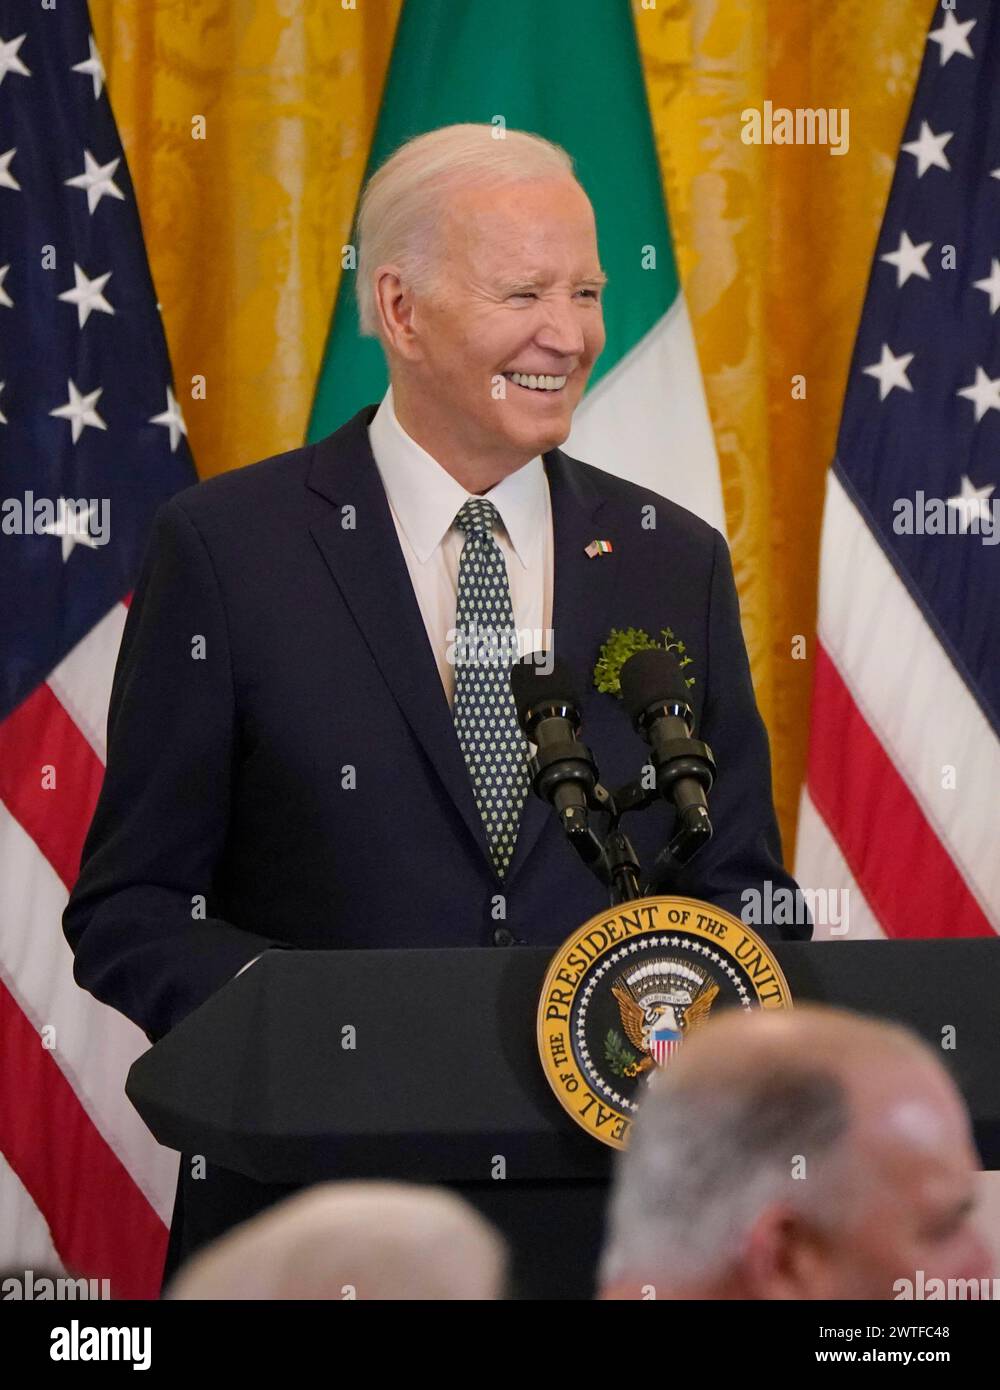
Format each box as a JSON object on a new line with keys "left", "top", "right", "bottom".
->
{"left": 533, "top": 294, "right": 591, "bottom": 359}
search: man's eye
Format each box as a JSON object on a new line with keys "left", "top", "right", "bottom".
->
{"left": 507, "top": 289, "right": 600, "bottom": 300}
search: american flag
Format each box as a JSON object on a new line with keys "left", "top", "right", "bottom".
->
{"left": 0, "top": 4, "right": 195, "bottom": 1296}
{"left": 797, "top": 1, "right": 1000, "bottom": 940}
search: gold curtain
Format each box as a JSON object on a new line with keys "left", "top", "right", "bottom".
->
{"left": 88, "top": 0, "right": 403, "bottom": 472}
{"left": 636, "top": 0, "right": 934, "bottom": 855}
{"left": 89, "top": 0, "right": 933, "bottom": 858}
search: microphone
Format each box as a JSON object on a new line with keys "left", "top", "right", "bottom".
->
{"left": 511, "top": 656, "right": 636, "bottom": 895}
{"left": 510, "top": 654, "right": 607, "bottom": 874}
{"left": 619, "top": 648, "right": 716, "bottom": 849}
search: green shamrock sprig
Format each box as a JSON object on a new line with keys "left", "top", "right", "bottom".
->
{"left": 593, "top": 626, "right": 695, "bottom": 698}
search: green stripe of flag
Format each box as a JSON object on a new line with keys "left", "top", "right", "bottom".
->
{"left": 307, "top": 0, "right": 681, "bottom": 441}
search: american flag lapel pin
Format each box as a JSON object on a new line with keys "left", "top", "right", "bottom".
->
{"left": 585, "top": 538, "right": 613, "bottom": 558}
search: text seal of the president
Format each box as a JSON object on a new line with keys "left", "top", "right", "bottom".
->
{"left": 537, "top": 896, "right": 793, "bottom": 1150}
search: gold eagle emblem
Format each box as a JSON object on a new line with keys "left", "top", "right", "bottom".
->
{"left": 612, "top": 975, "right": 719, "bottom": 1078}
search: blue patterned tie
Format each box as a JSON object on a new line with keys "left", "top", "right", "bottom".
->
{"left": 452, "top": 498, "right": 531, "bottom": 878}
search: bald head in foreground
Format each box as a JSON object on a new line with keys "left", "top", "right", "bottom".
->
{"left": 599, "top": 1004, "right": 993, "bottom": 1300}
{"left": 166, "top": 1181, "right": 507, "bottom": 1300}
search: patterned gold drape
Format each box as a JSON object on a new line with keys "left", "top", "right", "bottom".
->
{"left": 89, "top": 0, "right": 934, "bottom": 858}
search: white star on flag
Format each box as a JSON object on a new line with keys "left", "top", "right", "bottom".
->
{"left": 0, "top": 264, "right": 11, "bottom": 308}
{"left": 0, "top": 380, "right": 6, "bottom": 426}
{"left": 71, "top": 34, "right": 105, "bottom": 100}
{"left": 901, "top": 122, "right": 954, "bottom": 178}
{"left": 928, "top": 11, "right": 976, "bottom": 66}
{"left": 64, "top": 149, "right": 125, "bottom": 213}
{"left": 149, "top": 386, "right": 188, "bottom": 453}
{"left": 863, "top": 343, "right": 915, "bottom": 401}
{"left": 49, "top": 379, "right": 107, "bottom": 442}
{"left": 880, "top": 230, "right": 933, "bottom": 288}
{"left": 946, "top": 477, "right": 995, "bottom": 531}
{"left": 0, "top": 32, "right": 30, "bottom": 85}
{"left": 957, "top": 366, "right": 1000, "bottom": 422}
{"left": 58, "top": 263, "right": 114, "bottom": 328}
{"left": 0, "top": 147, "right": 20, "bottom": 191}
{"left": 993, "top": 169, "right": 1000, "bottom": 182}
{"left": 39, "top": 498, "right": 103, "bottom": 563}
{"left": 972, "top": 258, "right": 1000, "bottom": 316}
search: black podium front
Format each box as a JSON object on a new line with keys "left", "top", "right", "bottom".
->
{"left": 128, "top": 940, "right": 1000, "bottom": 1298}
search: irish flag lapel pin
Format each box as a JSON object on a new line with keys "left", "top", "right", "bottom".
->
{"left": 585, "top": 538, "right": 613, "bottom": 558}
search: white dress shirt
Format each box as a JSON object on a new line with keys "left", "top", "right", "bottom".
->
{"left": 368, "top": 384, "right": 554, "bottom": 705}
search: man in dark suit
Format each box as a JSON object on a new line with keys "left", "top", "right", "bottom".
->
{"left": 63, "top": 124, "right": 808, "bottom": 1294}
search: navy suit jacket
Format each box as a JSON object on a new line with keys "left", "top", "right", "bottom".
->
{"left": 64, "top": 404, "right": 807, "bottom": 1046}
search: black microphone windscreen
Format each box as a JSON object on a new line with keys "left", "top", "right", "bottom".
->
{"left": 620, "top": 647, "right": 689, "bottom": 724}
{"left": 510, "top": 653, "right": 579, "bottom": 728}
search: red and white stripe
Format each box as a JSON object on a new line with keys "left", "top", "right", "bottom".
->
{"left": 797, "top": 472, "right": 999, "bottom": 941}
{"left": 0, "top": 600, "right": 176, "bottom": 1298}
{"left": 650, "top": 1037, "right": 682, "bottom": 1066}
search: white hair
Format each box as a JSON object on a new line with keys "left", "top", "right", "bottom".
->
{"left": 166, "top": 1181, "right": 508, "bottom": 1300}
{"left": 355, "top": 122, "right": 577, "bottom": 340}
{"left": 599, "top": 1008, "right": 948, "bottom": 1292}
{"left": 599, "top": 1066, "right": 857, "bottom": 1290}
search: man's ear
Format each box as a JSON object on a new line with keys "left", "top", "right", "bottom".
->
{"left": 741, "top": 1204, "right": 835, "bottom": 1300}
{"left": 374, "top": 266, "right": 422, "bottom": 362}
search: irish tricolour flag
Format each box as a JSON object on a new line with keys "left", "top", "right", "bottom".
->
{"left": 308, "top": 0, "right": 724, "bottom": 530}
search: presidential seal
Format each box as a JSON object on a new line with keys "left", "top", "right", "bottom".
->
{"left": 537, "top": 896, "right": 793, "bottom": 1149}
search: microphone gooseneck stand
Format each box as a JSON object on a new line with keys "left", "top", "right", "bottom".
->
{"left": 550, "top": 767, "right": 712, "bottom": 908}
{"left": 513, "top": 649, "right": 718, "bottom": 908}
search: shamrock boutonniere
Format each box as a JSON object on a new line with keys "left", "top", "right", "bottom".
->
{"left": 593, "top": 626, "right": 695, "bottom": 697}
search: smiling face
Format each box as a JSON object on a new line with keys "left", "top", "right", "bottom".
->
{"left": 375, "top": 174, "right": 606, "bottom": 489}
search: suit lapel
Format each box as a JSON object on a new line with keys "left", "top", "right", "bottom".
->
{"left": 306, "top": 407, "right": 495, "bottom": 869}
{"left": 305, "top": 408, "right": 622, "bottom": 891}
{"left": 504, "top": 447, "right": 621, "bottom": 886}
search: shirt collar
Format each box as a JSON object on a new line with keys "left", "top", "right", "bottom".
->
{"left": 368, "top": 384, "right": 547, "bottom": 567}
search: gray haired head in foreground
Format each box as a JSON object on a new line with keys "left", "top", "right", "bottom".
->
{"left": 166, "top": 1180, "right": 508, "bottom": 1300}
{"left": 599, "top": 1006, "right": 939, "bottom": 1290}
